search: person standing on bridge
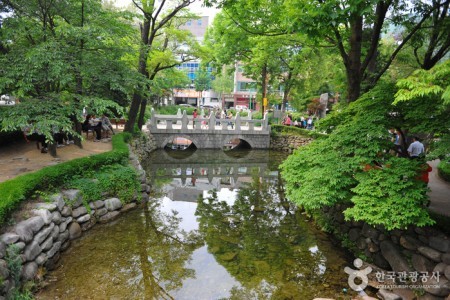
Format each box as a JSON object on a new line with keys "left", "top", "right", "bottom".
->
{"left": 193, "top": 109, "right": 198, "bottom": 128}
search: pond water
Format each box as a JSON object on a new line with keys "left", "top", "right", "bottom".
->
{"left": 36, "top": 150, "right": 358, "bottom": 300}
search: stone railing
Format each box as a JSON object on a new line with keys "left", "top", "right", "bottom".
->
{"left": 148, "top": 110, "right": 270, "bottom": 134}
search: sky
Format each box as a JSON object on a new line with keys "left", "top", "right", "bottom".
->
{"left": 114, "top": 0, "right": 219, "bottom": 20}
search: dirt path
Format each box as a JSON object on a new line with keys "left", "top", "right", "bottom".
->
{"left": 0, "top": 138, "right": 113, "bottom": 183}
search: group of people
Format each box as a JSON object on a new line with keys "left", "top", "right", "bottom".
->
{"left": 192, "top": 108, "right": 235, "bottom": 129}
{"left": 282, "top": 115, "right": 314, "bottom": 129}
{"left": 82, "top": 114, "right": 115, "bottom": 142}
{"left": 23, "top": 126, "right": 74, "bottom": 154}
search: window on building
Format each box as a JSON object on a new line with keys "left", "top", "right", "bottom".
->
{"left": 197, "top": 19, "right": 202, "bottom": 26}
{"left": 186, "top": 20, "right": 192, "bottom": 26}
{"left": 237, "top": 81, "right": 257, "bottom": 92}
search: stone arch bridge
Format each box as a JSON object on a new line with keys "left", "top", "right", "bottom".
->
{"left": 148, "top": 110, "right": 270, "bottom": 149}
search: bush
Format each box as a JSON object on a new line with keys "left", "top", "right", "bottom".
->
{"left": 157, "top": 105, "right": 196, "bottom": 115}
{"left": 270, "top": 124, "right": 327, "bottom": 139}
{"left": 0, "top": 133, "right": 129, "bottom": 225}
{"left": 437, "top": 160, "right": 450, "bottom": 182}
{"left": 67, "top": 164, "right": 140, "bottom": 204}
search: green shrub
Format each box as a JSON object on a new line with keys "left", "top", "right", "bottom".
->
{"left": 437, "top": 160, "right": 450, "bottom": 182}
{"left": 157, "top": 105, "right": 196, "bottom": 115}
{"left": 270, "top": 124, "right": 327, "bottom": 139}
{"left": 0, "top": 133, "right": 129, "bottom": 225}
{"left": 66, "top": 164, "right": 140, "bottom": 204}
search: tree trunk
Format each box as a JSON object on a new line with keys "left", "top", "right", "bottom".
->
{"left": 125, "top": 19, "right": 150, "bottom": 133}
{"left": 261, "top": 64, "right": 268, "bottom": 115}
{"left": 137, "top": 97, "right": 148, "bottom": 130}
{"left": 346, "top": 15, "right": 363, "bottom": 102}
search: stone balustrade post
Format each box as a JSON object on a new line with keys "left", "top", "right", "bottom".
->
{"left": 235, "top": 114, "right": 241, "bottom": 131}
{"left": 209, "top": 112, "right": 215, "bottom": 132}
{"left": 166, "top": 118, "right": 172, "bottom": 130}
{"left": 150, "top": 109, "right": 156, "bottom": 130}
{"left": 182, "top": 111, "right": 188, "bottom": 130}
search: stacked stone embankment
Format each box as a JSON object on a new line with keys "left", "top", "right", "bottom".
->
{"left": 0, "top": 143, "right": 153, "bottom": 298}
{"left": 270, "top": 135, "right": 313, "bottom": 152}
{"left": 324, "top": 205, "right": 450, "bottom": 299}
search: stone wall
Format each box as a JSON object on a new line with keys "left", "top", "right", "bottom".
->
{"left": 0, "top": 145, "right": 152, "bottom": 299}
{"left": 323, "top": 205, "right": 450, "bottom": 299}
{"left": 129, "top": 133, "right": 157, "bottom": 161}
{"left": 270, "top": 135, "right": 314, "bottom": 152}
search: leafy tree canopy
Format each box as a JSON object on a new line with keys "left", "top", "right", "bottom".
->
{"left": 280, "top": 79, "right": 450, "bottom": 230}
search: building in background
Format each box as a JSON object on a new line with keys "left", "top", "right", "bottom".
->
{"left": 174, "top": 16, "right": 220, "bottom": 108}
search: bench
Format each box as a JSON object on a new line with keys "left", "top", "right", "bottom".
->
{"left": 111, "top": 118, "right": 127, "bottom": 129}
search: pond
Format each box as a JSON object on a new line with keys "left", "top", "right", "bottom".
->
{"left": 36, "top": 149, "right": 358, "bottom": 299}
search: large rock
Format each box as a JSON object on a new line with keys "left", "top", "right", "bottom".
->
{"left": 348, "top": 228, "right": 361, "bottom": 242}
{"left": 104, "top": 198, "right": 122, "bottom": 211}
{"left": 46, "top": 241, "right": 61, "bottom": 259}
{"left": 72, "top": 206, "right": 88, "bottom": 218}
{"left": 23, "top": 241, "right": 42, "bottom": 262}
{"left": 90, "top": 200, "right": 105, "bottom": 210}
{"left": 121, "top": 203, "right": 137, "bottom": 213}
{"left": 33, "top": 223, "right": 55, "bottom": 244}
{"left": 62, "top": 189, "right": 83, "bottom": 208}
{"left": 61, "top": 206, "right": 72, "bottom": 217}
{"left": 57, "top": 230, "right": 69, "bottom": 243}
{"left": 14, "top": 216, "right": 45, "bottom": 243}
{"left": 50, "top": 193, "right": 65, "bottom": 211}
{"left": 0, "top": 260, "right": 9, "bottom": 279}
{"left": 377, "top": 289, "right": 401, "bottom": 300}
{"left": 399, "top": 235, "right": 423, "bottom": 251}
{"left": 21, "top": 262, "right": 38, "bottom": 281}
{"left": 95, "top": 208, "right": 108, "bottom": 217}
{"left": 33, "top": 203, "right": 57, "bottom": 212}
{"left": 40, "top": 235, "right": 53, "bottom": 251}
{"left": 51, "top": 211, "right": 62, "bottom": 224}
{"left": 411, "top": 254, "right": 435, "bottom": 273}
{"left": 31, "top": 209, "right": 52, "bottom": 225}
{"left": 35, "top": 253, "right": 48, "bottom": 266}
{"left": 51, "top": 225, "right": 60, "bottom": 240}
{"left": 445, "top": 265, "right": 450, "bottom": 281}
{"left": 77, "top": 214, "right": 91, "bottom": 223}
{"left": 417, "top": 246, "right": 442, "bottom": 262}
{"left": 362, "top": 223, "right": 380, "bottom": 240}
{"left": 423, "top": 277, "right": 449, "bottom": 297}
{"left": 441, "top": 253, "right": 450, "bottom": 265}
{"left": 59, "top": 217, "right": 72, "bottom": 233}
{"left": 380, "top": 240, "right": 413, "bottom": 272}
{"left": 0, "top": 233, "right": 19, "bottom": 245}
{"left": 98, "top": 211, "right": 120, "bottom": 224}
{"left": 68, "top": 222, "right": 82, "bottom": 240}
{"left": 429, "top": 236, "right": 450, "bottom": 253}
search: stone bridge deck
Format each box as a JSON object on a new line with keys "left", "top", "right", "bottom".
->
{"left": 148, "top": 110, "right": 271, "bottom": 149}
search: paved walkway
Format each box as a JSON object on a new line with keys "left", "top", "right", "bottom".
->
{"left": 427, "top": 159, "right": 450, "bottom": 217}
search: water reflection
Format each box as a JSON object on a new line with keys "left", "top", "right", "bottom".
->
{"left": 37, "top": 150, "right": 353, "bottom": 299}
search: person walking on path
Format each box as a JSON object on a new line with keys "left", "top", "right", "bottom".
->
{"left": 407, "top": 136, "right": 424, "bottom": 159}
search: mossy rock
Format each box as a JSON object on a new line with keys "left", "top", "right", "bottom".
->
{"left": 219, "top": 252, "right": 238, "bottom": 261}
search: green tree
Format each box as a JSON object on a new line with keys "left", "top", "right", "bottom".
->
{"left": 281, "top": 77, "right": 450, "bottom": 230}
{"left": 0, "top": 0, "right": 137, "bottom": 150}
{"left": 206, "top": 0, "right": 450, "bottom": 102}
{"left": 123, "top": 0, "right": 195, "bottom": 133}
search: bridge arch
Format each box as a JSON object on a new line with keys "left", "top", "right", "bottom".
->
{"left": 160, "top": 134, "right": 201, "bottom": 149}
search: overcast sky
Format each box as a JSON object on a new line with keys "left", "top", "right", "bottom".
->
{"left": 114, "top": 0, "right": 219, "bottom": 20}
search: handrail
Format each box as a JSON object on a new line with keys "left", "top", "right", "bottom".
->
{"left": 148, "top": 110, "right": 270, "bottom": 133}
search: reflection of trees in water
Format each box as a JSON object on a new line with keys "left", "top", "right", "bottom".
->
{"left": 195, "top": 175, "right": 330, "bottom": 298}
{"left": 129, "top": 201, "right": 203, "bottom": 299}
